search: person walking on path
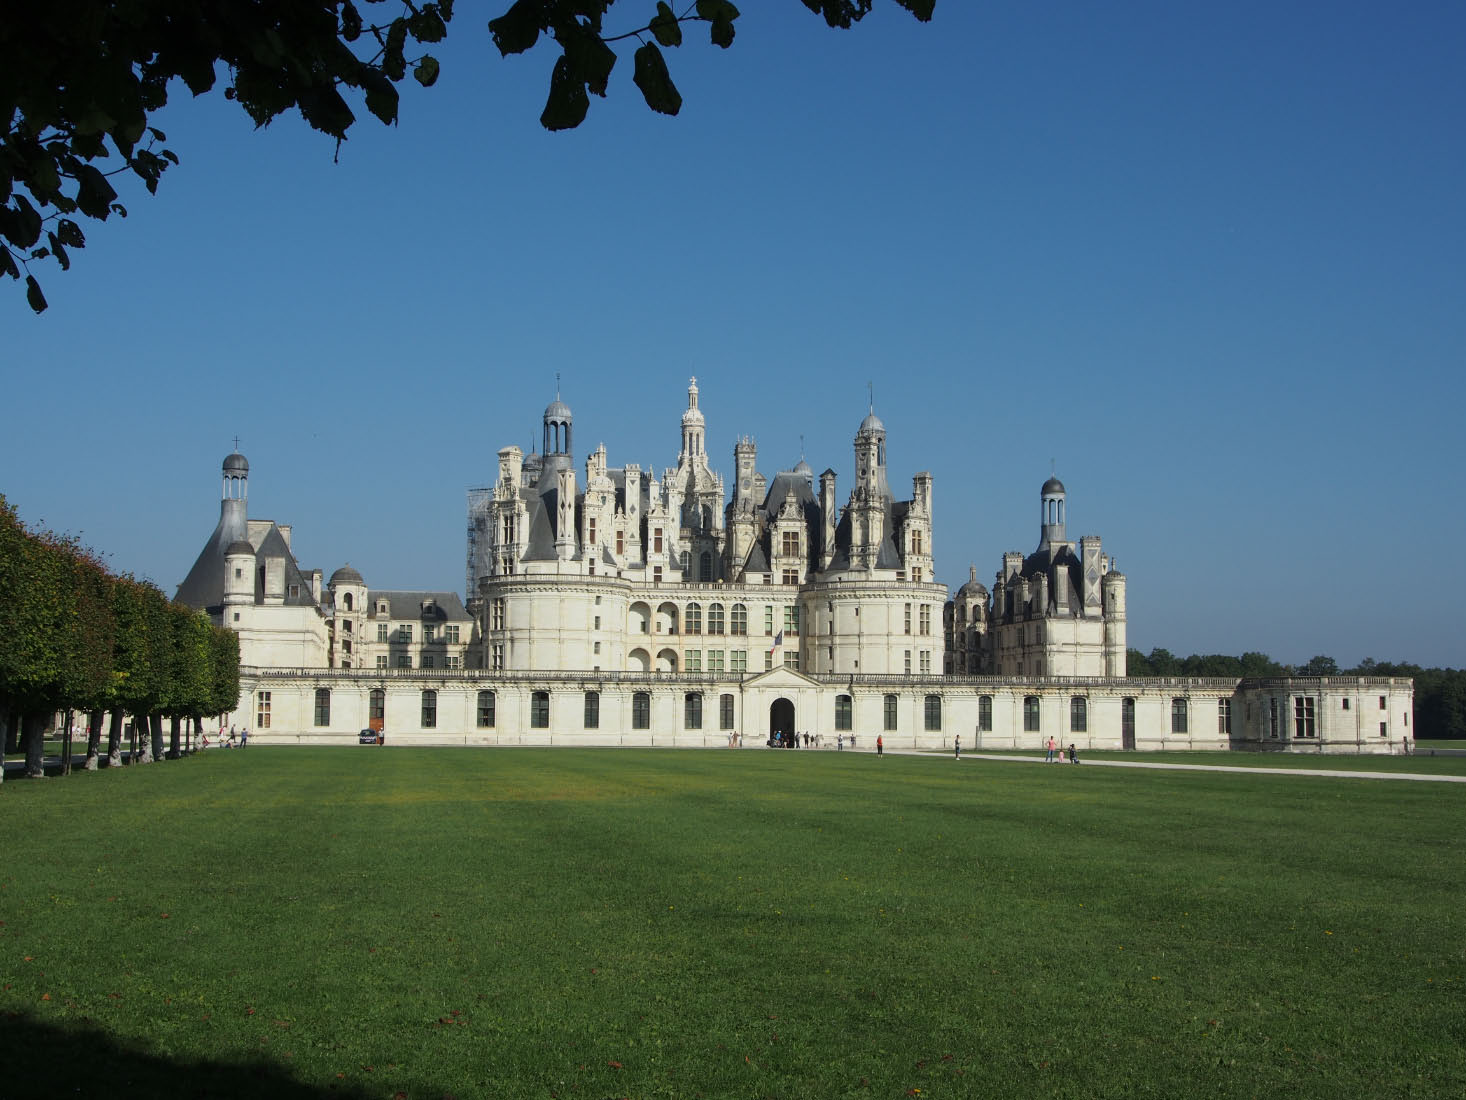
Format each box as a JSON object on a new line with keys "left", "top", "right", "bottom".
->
{"left": 240, "top": 728, "right": 249, "bottom": 748}
{"left": 877, "top": 735, "right": 884, "bottom": 757}
{"left": 954, "top": 735, "right": 961, "bottom": 760}
{"left": 1045, "top": 737, "right": 1056, "bottom": 763}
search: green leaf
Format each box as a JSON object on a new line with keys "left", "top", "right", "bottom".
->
{"left": 489, "top": 0, "right": 545, "bottom": 56}
{"left": 894, "top": 0, "right": 935, "bottom": 20}
{"left": 0, "top": 246, "right": 18, "bottom": 279}
{"left": 633, "top": 42, "right": 682, "bottom": 116}
{"left": 710, "top": 15, "right": 735, "bottom": 48}
{"left": 651, "top": 2, "right": 683, "bottom": 47}
{"left": 341, "top": 1, "right": 363, "bottom": 41}
{"left": 47, "top": 232, "right": 70, "bottom": 272}
{"left": 75, "top": 165, "right": 119, "bottom": 220}
{"left": 9, "top": 195, "right": 44, "bottom": 247}
{"left": 385, "top": 19, "right": 409, "bottom": 80}
{"left": 540, "top": 55, "right": 590, "bottom": 131}
{"left": 55, "top": 219, "right": 86, "bottom": 249}
{"left": 564, "top": 28, "right": 617, "bottom": 97}
{"left": 360, "top": 70, "right": 399, "bottom": 124}
{"left": 414, "top": 55, "right": 441, "bottom": 88}
{"left": 697, "top": 0, "right": 739, "bottom": 48}
{"left": 26, "top": 274, "right": 47, "bottom": 313}
{"left": 409, "top": 7, "right": 449, "bottom": 43}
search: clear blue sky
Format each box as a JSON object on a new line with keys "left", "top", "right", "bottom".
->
{"left": 4, "top": 2, "right": 1463, "bottom": 668}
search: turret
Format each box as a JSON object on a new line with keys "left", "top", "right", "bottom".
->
{"left": 1040, "top": 476, "right": 1066, "bottom": 550}
{"left": 679, "top": 377, "right": 706, "bottom": 463}
{"left": 819, "top": 469, "right": 838, "bottom": 570}
{"left": 220, "top": 450, "right": 249, "bottom": 546}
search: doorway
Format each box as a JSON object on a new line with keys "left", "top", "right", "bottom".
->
{"left": 1122, "top": 697, "right": 1136, "bottom": 750}
{"left": 769, "top": 698, "right": 795, "bottom": 746}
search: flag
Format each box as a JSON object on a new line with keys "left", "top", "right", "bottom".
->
{"left": 770, "top": 630, "right": 783, "bottom": 654}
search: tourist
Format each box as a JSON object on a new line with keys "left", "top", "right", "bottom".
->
{"left": 877, "top": 735, "right": 884, "bottom": 757}
{"left": 837, "top": 734, "right": 843, "bottom": 751}
{"left": 1045, "top": 736, "right": 1056, "bottom": 763}
{"left": 1067, "top": 743, "right": 1079, "bottom": 764}
{"left": 954, "top": 735, "right": 960, "bottom": 760}
{"left": 240, "top": 728, "right": 249, "bottom": 748}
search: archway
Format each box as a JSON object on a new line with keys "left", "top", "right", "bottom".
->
{"left": 769, "top": 697, "right": 795, "bottom": 746}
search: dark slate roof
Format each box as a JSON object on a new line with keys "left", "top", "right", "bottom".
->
{"left": 253, "top": 525, "right": 321, "bottom": 607}
{"left": 366, "top": 591, "right": 473, "bottom": 622}
{"left": 224, "top": 452, "right": 249, "bottom": 473}
{"left": 329, "top": 565, "right": 364, "bottom": 586}
{"left": 176, "top": 519, "right": 233, "bottom": 613}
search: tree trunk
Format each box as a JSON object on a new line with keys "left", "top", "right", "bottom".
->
{"left": 85, "top": 710, "right": 103, "bottom": 770}
{"left": 4, "top": 707, "right": 19, "bottom": 755}
{"left": 107, "top": 711, "right": 123, "bottom": 768}
{"left": 167, "top": 715, "right": 181, "bottom": 760}
{"left": 23, "top": 713, "right": 46, "bottom": 778}
{"left": 150, "top": 714, "right": 165, "bottom": 762}
{"left": 135, "top": 712, "right": 154, "bottom": 764}
{"left": 0, "top": 702, "right": 8, "bottom": 785}
{"left": 61, "top": 707, "right": 74, "bottom": 776}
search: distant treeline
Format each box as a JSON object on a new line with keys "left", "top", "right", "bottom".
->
{"left": 1127, "top": 648, "right": 1465, "bottom": 740}
{"left": 0, "top": 493, "right": 240, "bottom": 778}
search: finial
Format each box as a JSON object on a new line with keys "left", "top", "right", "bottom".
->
{"left": 233, "top": 435, "right": 241, "bottom": 451}
{"left": 555, "top": 371, "right": 561, "bottom": 400}
{"left": 799, "top": 434, "right": 805, "bottom": 460}
{"left": 867, "top": 381, "right": 874, "bottom": 414}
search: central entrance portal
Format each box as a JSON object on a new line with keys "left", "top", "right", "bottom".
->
{"left": 769, "top": 698, "right": 795, "bottom": 745}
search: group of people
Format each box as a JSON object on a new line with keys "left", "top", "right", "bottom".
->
{"left": 769, "top": 730, "right": 833, "bottom": 749}
{"left": 1044, "top": 736, "right": 1079, "bottom": 764}
{"left": 201, "top": 726, "right": 248, "bottom": 749}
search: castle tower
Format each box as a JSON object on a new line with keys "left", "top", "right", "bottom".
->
{"left": 679, "top": 377, "right": 706, "bottom": 463}
{"left": 1040, "top": 476, "right": 1066, "bottom": 551}
{"left": 221, "top": 450, "right": 249, "bottom": 546}
{"left": 543, "top": 387, "right": 572, "bottom": 458}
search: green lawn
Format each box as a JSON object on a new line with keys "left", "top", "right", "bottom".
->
{"left": 962, "top": 748, "right": 1466, "bottom": 775}
{"left": 2, "top": 749, "right": 1463, "bottom": 1099}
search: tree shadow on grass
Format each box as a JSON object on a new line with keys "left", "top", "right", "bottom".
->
{"left": 1, "top": 1011, "right": 383, "bottom": 1100}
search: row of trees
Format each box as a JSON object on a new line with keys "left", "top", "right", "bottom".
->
{"left": 0, "top": 494, "right": 239, "bottom": 780}
{"left": 1127, "top": 647, "right": 1466, "bottom": 739}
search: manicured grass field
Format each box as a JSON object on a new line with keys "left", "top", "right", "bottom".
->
{"left": 962, "top": 749, "right": 1466, "bottom": 775}
{"left": 2, "top": 749, "right": 1463, "bottom": 1099}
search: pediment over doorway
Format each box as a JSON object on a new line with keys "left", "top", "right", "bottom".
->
{"left": 741, "top": 666, "right": 823, "bottom": 690}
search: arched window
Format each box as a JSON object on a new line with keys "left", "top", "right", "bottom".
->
{"left": 633, "top": 691, "right": 651, "bottom": 730}
{"left": 685, "top": 692, "right": 703, "bottom": 729}
{"left": 707, "top": 603, "right": 725, "bottom": 635}
{"left": 343, "top": 592, "right": 354, "bottom": 611}
{"left": 978, "top": 695, "right": 992, "bottom": 731}
{"left": 584, "top": 691, "right": 600, "bottom": 729}
{"left": 1171, "top": 697, "right": 1188, "bottom": 734}
{"left": 313, "top": 688, "right": 330, "bottom": 727}
{"left": 685, "top": 602, "right": 702, "bottom": 635}
{"left": 924, "top": 694, "right": 942, "bottom": 731}
{"left": 836, "top": 694, "right": 853, "bottom": 731}
{"left": 883, "top": 694, "right": 898, "bottom": 731}
{"left": 477, "top": 690, "right": 495, "bottom": 728}
{"left": 421, "top": 689, "right": 437, "bottom": 729}
{"left": 370, "top": 688, "right": 385, "bottom": 723}
{"left": 1024, "top": 695, "right": 1041, "bottom": 732}
{"left": 730, "top": 603, "right": 748, "bottom": 635}
{"left": 1070, "top": 696, "right": 1088, "bottom": 733}
{"left": 531, "top": 691, "right": 550, "bottom": 729}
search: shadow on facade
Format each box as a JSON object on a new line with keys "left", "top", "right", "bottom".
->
{"left": 1, "top": 1012, "right": 397, "bottom": 1100}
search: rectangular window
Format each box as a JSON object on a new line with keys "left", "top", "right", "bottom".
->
{"left": 1379, "top": 695, "right": 1387, "bottom": 709}
{"left": 445, "top": 625, "right": 460, "bottom": 643}
{"left": 765, "top": 651, "right": 773, "bottom": 671}
{"left": 920, "top": 605, "right": 932, "bottom": 635}
{"left": 1070, "top": 696, "right": 1087, "bottom": 733}
{"left": 978, "top": 695, "right": 992, "bottom": 732}
{"left": 370, "top": 688, "right": 385, "bottom": 722}
{"left": 912, "top": 568, "right": 922, "bottom": 583}
{"left": 783, "top": 650, "right": 800, "bottom": 671}
{"left": 422, "top": 654, "right": 435, "bottom": 669}
{"left": 445, "top": 655, "right": 462, "bottom": 669}
{"left": 686, "top": 650, "right": 701, "bottom": 672}
{"left": 375, "top": 655, "right": 387, "bottom": 669}
{"left": 424, "top": 625, "right": 436, "bottom": 643}
{"left": 1294, "top": 696, "right": 1316, "bottom": 738}
{"left": 491, "top": 643, "right": 504, "bottom": 670}
{"left": 398, "top": 625, "right": 413, "bottom": 643}
{"left": 584, "top": 691, "right": 599, "bottom": 729}
{"left": 421, "top": 690, "right": 437, "bottom": 729}
{"left": 835, "top": 694, "right": 853, "bottom": 731}
{"left": 397, "top": 654, "right": 411, "bottom": 669}
{"left": 593, "top": 641, "right": 601, "bottom": 654}
{"left": 784, "top": 605, "right": 801, "bottom": 635}
{"left": 1023, "top": 696, "right": 1040, "bottom": 732}
{"left": 1342, "top": 697, "right": 1350, "bottom": 711}
{"left": 654, "top": 566, "right": 662, "bottom": 584}
{"left": 633, "top": 692, "right": 650, "bottom": 730}
{"left": 731, "top": 650, "right": 747, "bottom": 673}
{"left": 924, "top": 694, "right": 942, "bottom": 732}
{"left": 1380, "top": 721, "right": 1388, "bottom": 737}
{"left": 594, "top": 615, "right": 601, "bottom": 630}
{"left": 1218, "top": 698, "right": 1232, "bottom": 734}
{"left": 491, "top": 599, "right": 505, "bottom": 630}
{"left": 654, "top": 528, "right": 663, "bottom": 553}
{"left": 477, "top": 690, "right": 495, "bottom": 728}
{"left": 765, "top": 605, "right": 774, "bottom": 635}
{"left": 256, "top": 690, "right": 272, "bottom": 729}
{"left": 685, "top": 692, "right": 702, "bottom": 730}
{"left": 1171, "top": 697, "right": 1188, "bottom": 734}
{"left": 912, "top": 529, "right": 923, "bottom": 555}
{"left": 616, "top": 530, "right": 624, "bottom": 556}
{"left": 782, "top": 567, "right": 800, "bottom": 585}
{"left": 781, "top": 531, "right": 799, "bottom": 556}
{"left": 588, "top": 518, "right": 597, "bottom": 546}
{"left": 1269, "top": 697, "right": 1279, "bottom": 738}
{"left": 531, "top": 691, "right": 550, "bottom": 729}
{"left": 708, "top": 650, "right": 724, "bottom": 673}
{"left": 720, "top": 693, "right": 735, "bottom": 730}
{"left": 904, "top": 650, "right": 912, "bottom": 675}
{"left": 904, "top": 602, "right": 912, "bottom": 634}
{"left": 377, "top": 623, "right": 388, "bottom": 642}
{"left": 884, "top": 694, "right": 898, "bottom": 732}
{"left": 920, "top": 651, "right": 931, "bottom": 674}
